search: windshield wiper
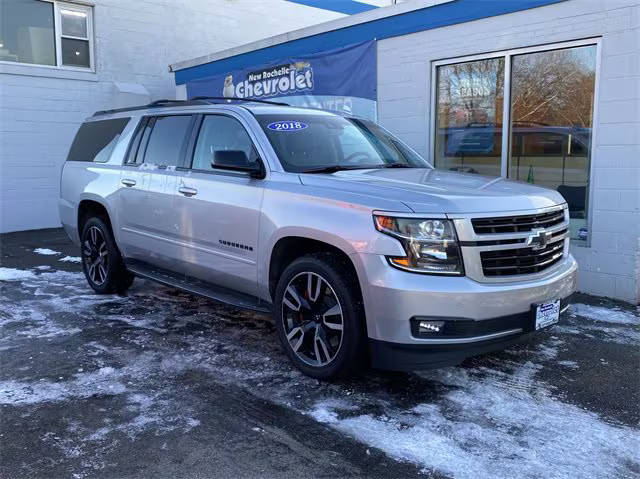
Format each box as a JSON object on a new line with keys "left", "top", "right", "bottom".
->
{"left": 301, "top": 165, "right": 383, "bottom": 174}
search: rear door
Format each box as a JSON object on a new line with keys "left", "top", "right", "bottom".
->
{"left": 171, "top": 113, "right": 265, "bottom": 296}
{"left": 117, "top": 114, "right": 195, "bottom": 270}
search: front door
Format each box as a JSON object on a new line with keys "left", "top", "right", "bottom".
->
{"left": 172, "top": 114, "right": 265, "bottom": 296}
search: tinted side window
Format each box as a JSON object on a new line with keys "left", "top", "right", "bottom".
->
{"left": 67, "top": 118, "right": 130, "bottom": 162}
{"left": 124, "top": 118, "right": 153, "bottom": 165}
{"left": 143, "top": 115, "right": 193, "bottom": 167}
{"left": 193, "top": 115, "right": 257, "bottom": 171}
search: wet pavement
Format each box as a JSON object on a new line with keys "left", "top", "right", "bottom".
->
{"left": 1, "top": 228, "right": 639, "bottom": 479}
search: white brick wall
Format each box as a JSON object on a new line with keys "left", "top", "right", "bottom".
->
{"left": 0, "top": 0, "right": 341, "bottom": 233}
{"left": 377, "top": 0, "right": 640, "bottom": 303}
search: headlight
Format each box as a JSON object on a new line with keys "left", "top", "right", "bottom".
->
{"left": 373, "top": 215, "right": 464, "bottom": 275}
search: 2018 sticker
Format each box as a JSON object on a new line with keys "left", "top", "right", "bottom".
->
{"left": 267, "top": 121, "right": 308, "bottom": 131}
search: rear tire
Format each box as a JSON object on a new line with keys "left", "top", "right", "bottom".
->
{"left": 80, "top": 217, "right": 134, "bottom": 294}
{"left": 274, "top": 253, "right": 367, "bottom": 379}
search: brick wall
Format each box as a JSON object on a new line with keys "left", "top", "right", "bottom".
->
{"left": 0, "top": 0, "right": 341, "bottom": 233}
{"left": 377, "top": 0, "right": 640, "bottom": 303}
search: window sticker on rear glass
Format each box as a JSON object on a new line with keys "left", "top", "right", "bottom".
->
{"left": 267, "top": 121, "right": 308, "bottom": 131}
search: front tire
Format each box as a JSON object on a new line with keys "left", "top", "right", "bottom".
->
{"left": 80, "top": 217, "right": 133, "bottom": 294}
{"left": 274, "top": 253, "right": 367, "bottom": 379}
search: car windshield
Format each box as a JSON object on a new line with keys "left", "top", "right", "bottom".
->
{"left": 255, "top": 113, "right": 430, "bottom": 173}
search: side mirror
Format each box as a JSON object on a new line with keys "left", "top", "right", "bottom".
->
{"left": 211, "top": 150, "right": 265, "bottom": 179}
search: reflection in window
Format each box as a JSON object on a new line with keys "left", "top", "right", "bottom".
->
{"left": 144, "top": 116, "right": 193, "bottom": 167}
{"left": 61, "top": 37, "right": 90, "bottom": 67}
{"left": 60, "top": 7, "right": 90, "bottom": 68}
{"left": 434, "top": 58, "right": 504, "bottom": 176}
{"left": 509, "top": 45, "right": 596, "bottom": 243}
{"left": 0, "top": 1, "right": 92, "bottom": 69}
{"left": 67, "top": 118, "right": 130, "bottom": 163}
{"left": 0, "top": 0, "right": 55, "bottom": 66}
{"left": 193, "top": 116, "right": 256, "bottom": 171}
{"left": 61, "top": 8, "right": 88, "bottom": 37}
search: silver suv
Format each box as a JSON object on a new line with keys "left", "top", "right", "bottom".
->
{"left": 59, "top": 98, "right": 577, "bottom": 378}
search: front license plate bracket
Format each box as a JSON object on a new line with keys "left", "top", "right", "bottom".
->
{"left": 531, "top": 299, "right": 561, "bottom": 331}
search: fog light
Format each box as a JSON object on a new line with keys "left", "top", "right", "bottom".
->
{"left": 418, "top": 320, "right": 445, "bottom": 334}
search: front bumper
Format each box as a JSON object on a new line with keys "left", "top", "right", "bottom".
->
{"left": 353, "top": 252, "right": 577, "bottom": 369}
{"left": 369, "top": 295, "right": 572, "bottom": 370}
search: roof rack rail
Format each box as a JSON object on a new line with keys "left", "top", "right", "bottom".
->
{"left": 92, "top": 95, "right": 289, "bottom": 117}
{"left": 147, "top": 99, "right": 186, "bottom": 106}
{"left": 191, "top": 96, "right": 290, "bottom": 106}
{"left": 92, "top": 98, "right": 212, "bottom": 117}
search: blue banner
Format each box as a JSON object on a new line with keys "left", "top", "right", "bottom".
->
{"left": 186, "top": 40, "right": 377, "bottom": 119}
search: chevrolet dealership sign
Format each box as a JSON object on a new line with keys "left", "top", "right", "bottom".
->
{"left": 186, "top": 41, "right": 377, "bottom": 119}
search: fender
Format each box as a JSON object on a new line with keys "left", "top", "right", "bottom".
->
{"left": 77, "top": 193, "right": 121, "bottom": 247}
{"left": 258, "top": 225, "right": 362, "bottom": 301}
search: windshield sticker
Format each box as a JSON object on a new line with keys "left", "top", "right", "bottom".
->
{"left": 267, "top": 121, "right": 308, "bottom": 132}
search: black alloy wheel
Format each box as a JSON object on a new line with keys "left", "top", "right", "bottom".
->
{"left": 80, "top": 217, "right": 134, "bottom": 294}
{"left": 274, "top": 253, "right": 367, "bottom": 379}
{"left": 281, "top": 271, "right": 344, "bottom": 367}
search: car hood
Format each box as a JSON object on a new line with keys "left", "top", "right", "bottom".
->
{"left": 298, "top": 168, "right": 566, "bottom": 214}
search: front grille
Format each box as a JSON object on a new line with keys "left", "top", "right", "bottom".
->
{"left": 472, "top": 209, "right": 565, "bottom": 234}
{"left": 480, "top": 235, "right": 565, "bottom": 277}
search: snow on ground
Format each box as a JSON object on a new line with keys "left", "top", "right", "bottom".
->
{"left": 59, "top": 256, "right": 82, "bottom": 263}
{"left": 33, "top": 248, "right": 61, "bottom": 256}
{"left": 1, "top": 265, "right": 638, "bottom": 479}
{"left": 0, "top": 367, "right": 127, "bottom": 406}
{"left": 570, "top": 303, "right": 639, "bottom": 325}
{"left": 305, "top": 306, "right": 639, "bottom": 478}
{"left": 311, "top": 361, "right": 639, "bottom": 479}
{"left": 0, "top": 267, "right": 36, "bottom": 281}
{"left": 555, "top": 303, "right": 640, "bottom": 346}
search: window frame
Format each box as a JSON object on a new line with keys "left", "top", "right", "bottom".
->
{"left": 188, "top": 113, "right": 263, "bottom": 177}
{"left": 0, "top": 0, "right": 95, "bottom": 72}
{"left": 128, "top": 114, "right": 196, "bottom": 169}
{"left": 429, "top": 37, "right": 602, "bottom": 247}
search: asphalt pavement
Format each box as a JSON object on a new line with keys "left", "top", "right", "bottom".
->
{"left": 1, "top": 228, "right": 638, "bottom": 479}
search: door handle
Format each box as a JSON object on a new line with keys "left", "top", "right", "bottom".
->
{"left": 178, "top": 186, "right": 198, "bottom": 197}
{"left": 121, "top": 179, "right": 136, "bottom": 187}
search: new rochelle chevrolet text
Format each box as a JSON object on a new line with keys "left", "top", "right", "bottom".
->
{"left": 59, "top": 99, "right": 577, "bottom": 379}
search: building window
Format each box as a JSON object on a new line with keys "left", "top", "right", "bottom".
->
{"left": 434, "top": 57, "right": 504, "bottom": 177}
{"left": 433, "top": 41, "right": 598, "bottom": 245}
{"left": 0, "top": 0, "right": 93, "bottom": 70}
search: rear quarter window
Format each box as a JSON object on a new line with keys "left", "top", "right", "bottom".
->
{"left": 67, "top": 117, "right": 130, "bottom": 162}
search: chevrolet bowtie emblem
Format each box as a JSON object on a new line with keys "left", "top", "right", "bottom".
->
{"left": 527, "top": 229, "right": 553, "bottom": 250}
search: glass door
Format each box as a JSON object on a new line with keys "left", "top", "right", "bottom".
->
{"left": 508, "top": 45, "right": 597, "bottom": 244}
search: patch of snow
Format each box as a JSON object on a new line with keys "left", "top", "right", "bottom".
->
{"left": 103, "top": 314, "right": 167, "bottom": 333}
{"left": 59, "top": 256, "right": 82, "bottom": 263}
{"left": 34, "top": 248, "right": 61, "bottom": 256}
{"left": 0, "top": 268, "right": 36, "bottom": 281}
{"left": 86, "top": 392, "right": 200, "bottom": 441}
{"left": 570, "top": 303, "right": 639, "bottom": 325}
{"left": 535, "top": 343, "right": 559, "bottom": 360}
{"left": 557, "top": 360, "right": 579, "bottom": 369}
{"left": 35, "top": 265, "right": 51, "bottom": 270}
{"left": 556, "top": 323, "right": 640, "bottom": 346}
{"left": 0, "top": 368, "right": 127, "bottom": 406}
{"left": 186, "top": 418, "right": 200, "bottom": 428}
{"left": 310, "top": 364, "right": 639, "bottom": 479}
{"left": 310, "top": 405, "right": 339, "bottom": 424}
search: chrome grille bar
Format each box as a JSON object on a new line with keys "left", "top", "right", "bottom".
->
{"left": 472, "top": 209, "right": 565, "bottom": 234}
{"left": 453, "top": 206, "right": 569, "bottom": 282}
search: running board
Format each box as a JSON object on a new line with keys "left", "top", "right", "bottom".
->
{"left": 125, "top": 260, "right": 272, "bottom": 314}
